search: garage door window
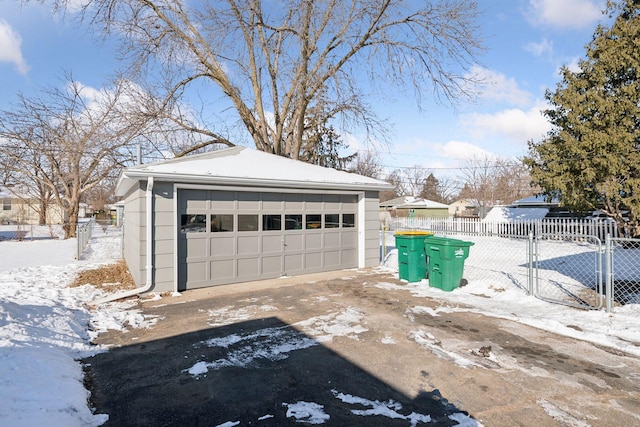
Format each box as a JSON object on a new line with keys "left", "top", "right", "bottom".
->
{"left": 342, "top": 213, "right": 355, "bottom": 228}
{"left": 238, "top": 214, "right": 258, "bottom": 231}
{"left": 181, "top": 214, "right": 207, "bottom": 233}
{"left": 306, "top": 214, "right": 321, "bottom": 229}
{"left": 211, "top": 214, "right": 234, "bottom": 232}
{"left": 325, "top": 214, "right": 340, "bottom": 228}
{"left": 263, "top": 214, "right": 282, "bottom": 231}
{"left": 285, "top": 214, "right": 302, "bottom": 230}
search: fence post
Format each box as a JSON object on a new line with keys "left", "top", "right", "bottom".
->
{"left": 527, "top": 231, "right": 534, "bottom": 296}
{"left": 76, "top": 223, "right": 80, "bottom": 260}
{"left": 605, "top": 233, "right": 613, "bottom": 313}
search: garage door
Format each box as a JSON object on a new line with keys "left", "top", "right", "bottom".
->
{"left": 177, "top": 190, "right": 358, "bottom": 289}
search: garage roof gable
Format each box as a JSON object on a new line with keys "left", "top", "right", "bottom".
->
{"left": 117, "top": 146, "right": 392, "bottom": 196}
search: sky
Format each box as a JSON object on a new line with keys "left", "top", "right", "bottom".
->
{"left": 1, "top": 219, "right": 640, "bottom": 425}
{"left": 0, "top": 0, "right": 613, "bottom": 179}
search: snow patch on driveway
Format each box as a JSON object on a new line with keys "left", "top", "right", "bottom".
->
{"left": 295, "top": 306, "right": 368, "bottom": 342}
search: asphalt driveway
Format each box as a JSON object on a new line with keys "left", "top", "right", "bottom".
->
{"left": 83, "top": 269, "right": 640, "bottom": 426}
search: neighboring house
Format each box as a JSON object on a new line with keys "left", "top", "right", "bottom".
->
{"left": 448, "top": 199, "right": 479, "bottom": 218}
{"left": 106, "top": 201, "right": 125, "bottom": 227}
{"left": 482, "top": 205, "right": 550, "bottom": 223}
{"left": 0, "top": 186, "right": 65, "bottom": 225}
{"left": 380, "top": 196, "right": 449, "bottom": 218}
{"left": 511, "top": 194, "right": 560, "bottom": 209}
{"left": 115, "top": 146, "right": 393, "bottom": 294}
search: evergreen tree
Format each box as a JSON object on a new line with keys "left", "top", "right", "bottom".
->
{"left": 525, "top": 0, "right": 640, "bottom": 237}
{"left": 299, "top": 125, "right": 356, "bottom": 170}
{"left": 419, "top": 173, "right": 445, "bottom": 203}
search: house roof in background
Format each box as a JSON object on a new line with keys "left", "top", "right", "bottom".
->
{"left": 482, "top": 206, "right": 550, "bottom": 222}
{"left": 512, "top": 194, "right": 559, "bottom": 207}
{"left": 116, "top": 146, "right": 393, "bottom": 196}
{"left": 380, "top": 196, "right": 449, "bottom": 209}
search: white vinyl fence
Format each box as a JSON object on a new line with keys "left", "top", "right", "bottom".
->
{"left": 387, "top": 217, "right": 619, "bottom": 239}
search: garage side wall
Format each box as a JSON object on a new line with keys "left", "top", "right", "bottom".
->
{"left": 152, "top": 181, "right": 176, "bottom": 293}
{"left": 122, "top": 182, "right": 145, "bottom": 287}
{"left": 364, "top": 191, "right": 381, "bottom": 267}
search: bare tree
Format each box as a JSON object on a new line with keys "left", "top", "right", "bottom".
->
{"left": 0, "top": 78, "right": 147, "bottom": 238}
{"left": 382, "top": 169, "right": 404, "bottom": 202}
{"left": 348, "top": 150, "right": 384, "bottom": 179}
{"left": 46, "top": 0, "right": 483, "bottom": 159}
{"left": 457, "top": 155, "right": 535, "bottom": 215}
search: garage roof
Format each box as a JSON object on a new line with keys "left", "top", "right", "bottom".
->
{"left": 117, "top": 146, "right": 393, "bottom": 196}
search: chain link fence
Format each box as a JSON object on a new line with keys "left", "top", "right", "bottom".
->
{"left": 382, "top": 220, "right": 640, "bottom": 313}
{"left": 76, "top": 218, "right": 95, "bottom": 259}
{"left": 382, "top": 229, "right": 532, "bottom": 294}
{"left": 533, "top": 234, "right": 603, "bottom": 310}
{"left": 607, "top": 237, "right": 640, "bottom": 310}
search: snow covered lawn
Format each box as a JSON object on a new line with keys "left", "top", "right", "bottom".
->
{"left": 0, "top": 225, "right": 150, "bottom": 426}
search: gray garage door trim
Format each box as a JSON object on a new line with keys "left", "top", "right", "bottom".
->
{"left": 174, "top": 184, "right": 365, "bottom": 290}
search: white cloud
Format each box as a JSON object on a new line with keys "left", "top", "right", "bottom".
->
{"left": 63, "top": 0, "right": 91, "bottom": 13}
{"left": 432, "top": 140, "right": 495, "bottom": 161}
{"left": 525, "top": 38, "right": 554, "bottom": 57}
{"left": 464, "top": 102, "right": 552, "bottom": 145}
{"left": 0, "top": 20, "right": 29, "bottom": 74}
{"left": 467, "top": 66, "right": 532, "bottom": 107}
{"left": 527, "top": 0, "right": 604, "bottom": 29}
{"left": 563, "top": 56, "right": 582, "bottom": 74}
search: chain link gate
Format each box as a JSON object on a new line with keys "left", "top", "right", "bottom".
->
{"left": 606, "top": 237, "right": 640, "bottom": 311}
{"left": 531, "top": 234, "right": 604, "bottom": 310}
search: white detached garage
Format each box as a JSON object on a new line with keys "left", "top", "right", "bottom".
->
{"left": 115, "top": 146, "right": 392, "bottom": 294}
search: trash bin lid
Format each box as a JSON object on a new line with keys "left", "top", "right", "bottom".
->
{"left": 425, "top": 236, "right": 474, "bottom": 246}
{"left": 394, "top": 231, "right": 433, "bottom": 236}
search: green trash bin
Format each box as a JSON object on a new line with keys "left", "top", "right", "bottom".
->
{"left": 425, "top": 236, "right": 474, "bottom": 291}
{"left": 395, "top": 232, "right": 432, "bottom": 282}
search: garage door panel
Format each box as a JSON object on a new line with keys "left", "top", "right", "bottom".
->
{"left": 210, "top": 191, "right": 235, "bottom": 209}
{"left": 284, "top": 253, "right": 303, "bottom": 273}
{"left": 186, "top": 238, "right": 208, "bottom": 257}
{"left": 341, "top": 195, "right": 358, "bottom": 204}
{"left": 186, "top": 261, "right": 207, "bottom": 283}
{"left": 262, "top": 193, "right": 283, "bottom": 210}
{"left": 211, "top": 259, "right": 235, "bottom": 279}
{"left": 324, "top": 232, "right": 341, "bottom": 248}
{"left": 284, "top": 194, "right": 304, "bottom": 210}
{"left": 305, "top": 233, "right": 322, "bottom": 249}
{"left": 323, "top": 195, "right": 341, "bottom": 213}
{"left": 324, "top": 250, "right": 341, "bottom": 267}
{"left": 342, "top": 230, "right": 358, "bottom": 247}
{"left": 211, "top": 236, "right": 235, "bottom": 256}
{"left": 181, "top": 190, "right": 208, "bottom": 210}
{"left": 237, "top": 257, "right": 260, "bottom": 277}
{"left": 262, "top": 235, "right": 282, "bottom": 253}
{"left": 305, "top": 252, "right": 322, "bottom": 269}
{"left": 284, "top": 234, "right": 303, "bottom": 251}
{"left": 262, "top": 256, "right": 281, "bottom": 274}
{"left": 342, "top": 249, "right": 357, "bottom": 265}
{"left": 238, "top": 235, "right": 260, "bottom": 255}
{"left": 237, "top": 192, "right": 260, "bottom": 209}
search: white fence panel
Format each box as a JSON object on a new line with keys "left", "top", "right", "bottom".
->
{"left": 387, "top": 217, "right": 618, "bottom": 239}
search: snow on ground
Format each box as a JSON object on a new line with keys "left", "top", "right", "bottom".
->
{"left": 381, "top": 232, "right": 640, "bottom": 358}
{"left": 0, "top": 224, "right": 153, "bottom": 427}
{"left": 1, "top": 225, "right": 639, "bottom": 426}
